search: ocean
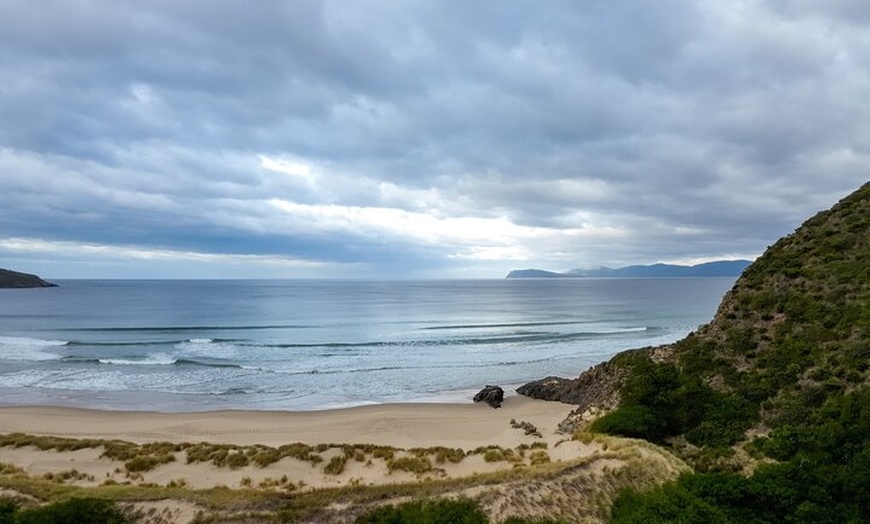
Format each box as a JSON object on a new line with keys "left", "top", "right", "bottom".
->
{"left": 0, "top": 278, "right": 734, "bottom": 412}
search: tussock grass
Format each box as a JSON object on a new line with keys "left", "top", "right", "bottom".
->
{"left": 0, "top": 436, "right": 687, "bottom": 523}
{"left": 323, "top": 455, "right": 347, "bottom": 475}
{"left": 386, "top": 456, "right": 433, "bottom": 474}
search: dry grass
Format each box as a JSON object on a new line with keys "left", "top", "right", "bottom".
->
{"left": 0, "top": 431, "right": 688, "bottom": 523}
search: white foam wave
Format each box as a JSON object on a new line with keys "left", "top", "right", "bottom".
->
{"left": 0, "top": 336, "right": 67, "bottom": 361}
{"left": 174, "top": 339, "right": 238, "bottom": 359}
{"left": 611, "top": 326, "right": 648, "bottom": 333}
{"left": 98, "top": 353, "right": 177, "bottom": 366}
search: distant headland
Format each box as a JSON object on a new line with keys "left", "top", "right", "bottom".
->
{"left": 506, "top": 259, "right": 751, "bottom": 279}
{"left": 0, "top": 268, "right": 57, "bottom": 288}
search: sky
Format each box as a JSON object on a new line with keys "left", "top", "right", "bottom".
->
{"left": 1, "top": 1, "right": 868, "bottom": 279}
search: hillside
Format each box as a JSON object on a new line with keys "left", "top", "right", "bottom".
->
{"left": 0, "top": 268, "right": 56, "bottom": 288}
{"left": 521, "top": 182, "right": 870, "bottom": 522}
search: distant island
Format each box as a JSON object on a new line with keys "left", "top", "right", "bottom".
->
{"left": 506, "top": 260, "right": 751, "bottom": 279}
{"left": 0, "top": 268, "right": 57, "bottom": 288}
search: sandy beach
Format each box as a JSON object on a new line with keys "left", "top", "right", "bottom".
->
{"left": 0, "top": 397, "right": 611, "bottom": 492}
{"left": 0, "top": 396, "right": 571, "bottom": 448}
{"left": 0, "top": 396, "right": 691, "bottom": 524}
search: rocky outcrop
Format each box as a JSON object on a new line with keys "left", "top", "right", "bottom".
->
{"left": 0, "top": 268, "right": 57, "bottom": 288}
{"left": 473, "top": 385, "right": 505, "bottom": 408}
{"left": 516, "top": 356, "right": 629, "bottom": 410}
{"left": 516, "top": 350, "right": 650, "bottom": 433}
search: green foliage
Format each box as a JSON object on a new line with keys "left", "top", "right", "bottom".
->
{"left": 610, "top": 481, "right": 730, "bottom": 524}
{"left": 502, "top": 518, "right": 565, "bottom": 524}
{"left": 528, "top": 451, "right": 550, "bottom": 466}
{"left": 386, "top": 456, "right": 433, "bottom": 474}
{"left": 324, "top": 455, "right": 347, "bottom": 475}
{"left": 9, "top": 497, "right": 128, "bottom": 524}
{"left": 0, "top": 498, "right": 16, "bottom": 524}
{"left": 604, "top": 184, "right": 870, "bottom": 522}
{"left": 355, "top": 498, "right": 487, "bottom": 524}
{"left": 432, "top": 447, "right": 465, "bottom": 464}
{"left": 123, "top": 454, "right": 175, "bottom": 473}
{"left": 594, "top": 357, "right": 752, "bottom": 446}
{"left": 589, "top": 405, "right": 662, "bottom": 440}
{"left": 611, "top": 386, "right": 870, "bottom": 523}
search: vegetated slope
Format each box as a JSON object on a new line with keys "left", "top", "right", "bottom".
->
{"left": 645, "top": 180, "right": 868, "bottom": 446}
{"left": 545, "top": 182, "right": 869, "bottom": 523}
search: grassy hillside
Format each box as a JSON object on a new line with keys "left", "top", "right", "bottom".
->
{"left": 585, "top": 182, "right": 870, "bottom": 522}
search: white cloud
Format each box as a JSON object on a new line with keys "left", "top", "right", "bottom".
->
{"left": 0, "top": 237, "right": 328, "bottom": 267}
{"left": 259, "top": 155, "right": 312, "bottom": 179}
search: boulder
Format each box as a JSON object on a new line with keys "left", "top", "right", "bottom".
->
{"left": 473, "top": 385, "right": 504, "bottom": 408}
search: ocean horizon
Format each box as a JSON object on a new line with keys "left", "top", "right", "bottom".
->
{"left": 0, "top": 278, "right": 735, "bottom": 412}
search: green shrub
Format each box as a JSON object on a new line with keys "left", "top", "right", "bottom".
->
{"left": 324, "top": 455, "right": 347, "bottom": 475}
{"left": 124, "top": 454, "right": 175, "bottom": 472}
{"left": 589, "top": 405, "right": 662, "bottom": 440}
{"left": 483, "top": 449, "right": 507, "bottom": 463}
{"left": 224, "top": 452, "right": 250, "bottom": 470}
{"left": 356, "top": 498, "right": 487, "bottom": 524}
{"left": 528, "top": 451, "right": 550, "bottom": 466}
{"left": 613, "top": 387, "right": 870, "bottom": 523}
{"left": 0, "top": 498, "right": 17, "bottom": 524}
{"left": 433, "top": 447, "right": 465, "bottom": 464}
{"left": 503, "top": 518, "right": 566, "bottom": 524}
{"left": 386, "top": 456, "right": 433, "bottom": 474}
{"left": 14, "top": 498, "right": 129, "bottom": 524}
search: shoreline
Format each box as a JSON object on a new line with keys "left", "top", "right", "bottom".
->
{"left": 0, "top": 396, "right": 622, "bottom": 502}
{"left": 0, "top": 382, "right": 535, "bottom": 414}
{"left": 0, "top": 395, "right": 573, "bottom": 448}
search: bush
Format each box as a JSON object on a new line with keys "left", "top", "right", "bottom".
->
{"left": 124, "top": 453, "right": 174, "bottom": 472}
{"left": 386, "top": 456, "right": 432, "bottom": 474}
{"left": 589, "top": 405, "right": 662, "bottom": 440}
{"left": 613, "top": 387, "right": 870, "bottom": 523}
{"left": 503, "top": 519, "right": 565, "bottom": 524}
{"left": 14, "top": 498, "right": 128, "bottom": 524}
{"left": 224, "top": 452, "right": 250, "bottom": 470}
{"left": 324, "top": 455, "right": 347, "bottom": 475}
{"left": 356, "top": 498, "right": 487, "bottom": 524}
{"left": 0, "top": 498, "right": 17, "bottom": 524}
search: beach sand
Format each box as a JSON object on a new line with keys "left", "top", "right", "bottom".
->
{"left": 0, "top": 397, "right": 594, "bottom": 490}
{"left": 0, "top": 396, "right": 570, "bottom": 448}
{"left": 0, "top": 398, "right": 690, "bottom": 524}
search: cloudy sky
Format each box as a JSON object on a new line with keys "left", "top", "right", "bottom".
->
{"left": 1, "top": 1, "right": 868, "bottom": 279}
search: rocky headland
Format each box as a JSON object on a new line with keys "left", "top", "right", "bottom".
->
{"left": 518, "top": 182, "right": 870, "bottom": 521}
{"left": 0, "top": 268, "right": 57, "bottom": 288}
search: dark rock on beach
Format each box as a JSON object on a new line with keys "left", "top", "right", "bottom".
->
{"left": 0, "top": 268, "right": 57, "bottom": 288}
{"left": 473, "top": 385, "right": 504, "bottom": 408}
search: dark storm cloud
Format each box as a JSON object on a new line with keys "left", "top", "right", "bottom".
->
{"left": 0, "top": 1, "right": 867, "bottom": 277}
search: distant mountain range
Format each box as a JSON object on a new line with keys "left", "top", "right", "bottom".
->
{"left": 505, "top": 260, "right": 752, "bottom": 279}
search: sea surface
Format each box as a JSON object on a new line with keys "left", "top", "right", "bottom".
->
{"left": 0, "top": 278, "right": 735, "bottom": 412}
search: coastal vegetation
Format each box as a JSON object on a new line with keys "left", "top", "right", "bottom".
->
{"left": 0, "top": 432, "right": 682, "bottom": 522}
{"left": 0, "top": 497, "right": 128, "bottom": 524}
{"left": 573, "top": 182, "right": 870, "bottom": 521}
